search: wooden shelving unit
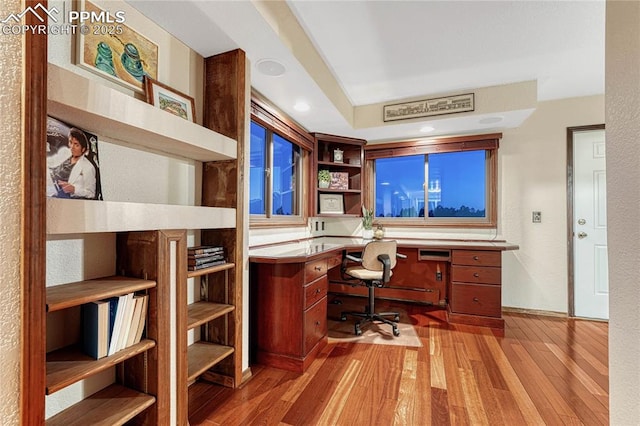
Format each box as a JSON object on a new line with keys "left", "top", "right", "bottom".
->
{"left": 187, "top": 342, "right": 235, "bottom": 382}
{"left": 312, "top": 133, "right": 366, "bottom": 216}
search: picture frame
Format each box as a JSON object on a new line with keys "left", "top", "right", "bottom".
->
{"left": 328, "top": 172, "right": 349, "bottom": 190}
{"left": 319, "top": 194, "right": 344, "bottom": 214}
{"left": 75, "top": 0, "right": 158, "bottom": 93}
{"left": 145, "top": 76, "right": 196, "bottom": 122}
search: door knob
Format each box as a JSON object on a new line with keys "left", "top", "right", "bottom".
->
{"left": 578, "top": 232, "right": 588, "bottom": 239}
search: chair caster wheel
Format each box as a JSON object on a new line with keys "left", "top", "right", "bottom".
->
{"left": 340, "top": 315, "right": 347, "bottom": 321}
{"left": 394, "top": 315, "right": 400, "bottom": 322}
{"left": 393, "top": 328, "right": 400, "bottom": 337}
{"left": 355, "top": 326, "right": 362, "bottom": 336}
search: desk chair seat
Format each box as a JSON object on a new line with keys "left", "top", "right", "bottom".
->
{"left": 340, "top": 240, "right": 405, "bottom": 337}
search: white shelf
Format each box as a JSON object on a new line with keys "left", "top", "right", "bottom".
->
{"left": 47, "top": 63, "right": 237, "bottom": 162}
{"left": 47, "top": 199, "right": 236, "bottom": 234}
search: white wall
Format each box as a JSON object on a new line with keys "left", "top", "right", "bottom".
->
{"left": 0, "top": 0, "right": 23, "bottom": 423}
{"left": 606, "top": 1, "right": 640, "bottom": 423}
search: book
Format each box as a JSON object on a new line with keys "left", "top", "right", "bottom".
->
{"left": 188, "top": 254, "right": 225, "bottom": 266}
{"left": 107, "top": 293, "right": 131, "bottom": 356}
{"left": 125, "top": 295, "right": 145, "bottom": 348}
{"left": 81, "top": 300, "right": 110, "bottom": 359}
{"left": 190, "top": 251, "right": 225, "bottom": 259}
{"left": 115, "top": 293, "right": 136, "bottom": 352}
{"left": 188, "top": 259, "right": 226, "bottom": 271}
{"left": 188, "top": 245, "right": 224, "bottom": 255}
{"left": 132, "top": 294, "right": 149, "bottom": 345}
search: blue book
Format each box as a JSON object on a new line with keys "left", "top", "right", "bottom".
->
{"left": 81, "top": 300, "right": 110, "bottom": 359}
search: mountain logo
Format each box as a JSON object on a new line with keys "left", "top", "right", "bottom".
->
{"left": 2, "top": 3, "right": 59, "bottom": 24}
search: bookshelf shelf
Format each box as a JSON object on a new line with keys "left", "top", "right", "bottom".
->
{"left": 187, "top": 342, "right": 235, "bottom": 383}
{"left": 45, "top": 383, "right": 156, "bottom": 426}
{"left": 47, "top": 199, "right": 236, "bottom": 235}
{"left": 187, "top": 262, "right": 235, "bottom": 278}
{"left": 46, "top": 276, "right": 155, "bottom": 312}
{"left": 46, "top": 339, "right": 156, "bottom": 395}
{"left": 188, "top": 301, "right": 235, "bottom": 330}
{"left": 48, "top": 64, "right": 237, "bottom": 162}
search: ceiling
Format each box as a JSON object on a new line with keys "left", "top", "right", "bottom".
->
{"left": 127, "top": 0, "right": 605, "bottom": 142}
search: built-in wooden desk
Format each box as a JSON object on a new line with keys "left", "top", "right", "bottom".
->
{"left": 249, "top": 237, "right": 518, "bottom": 372}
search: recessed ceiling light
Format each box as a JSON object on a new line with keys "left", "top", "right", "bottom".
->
{"left": 478, "top": 116, "right": 503, "bottom": 125}
{"left": 256, "top": 59, "right": 286, "bottom": 77}
{"left": 293, "top": 101, "right": 310, "bottom": 112}
{"left": 419, "top": 125, "right": 435, "bottom": 133}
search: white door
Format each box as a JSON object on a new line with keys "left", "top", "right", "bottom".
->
{"left": 573, "top": 129, "right": 608, "bottom": 319}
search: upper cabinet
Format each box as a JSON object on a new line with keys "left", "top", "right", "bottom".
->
{"left": 312, "top": 133, "right": 366, "bottom": 216}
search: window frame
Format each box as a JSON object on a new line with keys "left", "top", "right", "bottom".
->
{"left": 364, "top": 133, "right": 500, "bottom": 228}
{"left": 249, "top": 94, "right": 313, "bottom": 228}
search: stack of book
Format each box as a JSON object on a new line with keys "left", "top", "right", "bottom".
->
{"left": 188, "top": 245, "right": 226, "bottom": 271}
{"left": 81, "top": 292, "right": 148, "bottom": 360}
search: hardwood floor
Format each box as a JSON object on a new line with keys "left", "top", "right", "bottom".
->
{"left": 188, "top": 298, "right": 609, "bottom": 425}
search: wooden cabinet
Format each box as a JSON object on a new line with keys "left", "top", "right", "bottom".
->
{"left": 251, "top": 257, "right": 329, "bottom": 373}
{"left": 447, "top": 249, "right": 504, "bottom": 328}
{"left": 312, "top": 133, "right": 366, "bottom": 216}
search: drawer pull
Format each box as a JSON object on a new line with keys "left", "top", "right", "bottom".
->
{"left": 314, "top": 266, "right": 322, "bottom": 271}
{"left": 315, "top": 321, "right": 321, "bottom": 326}
{"left": 473, "top": 256, "right": 480, "bottom": 261}
{"left": 473, "top": 297, "right": 480, "bottom": 302}
{"left": 315, "top": 288, "right": 321, "bottom": 294}
{"left": 473, "top": 272, "right": 480, "bottom": 278}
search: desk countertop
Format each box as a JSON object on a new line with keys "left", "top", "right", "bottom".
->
{"left": 248, "top": 237, "right": 519, "bottom": 263}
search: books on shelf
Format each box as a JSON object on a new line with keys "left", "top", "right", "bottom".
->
{"left": 187, "top": 245, "right": 226, "bottom": 271}
{"left": 82, "top": 292, "right": 149, "bottom": 359}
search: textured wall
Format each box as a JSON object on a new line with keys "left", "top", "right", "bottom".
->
{"left": 606, "top": 1, "right": 640, "bottom": 423}
{"left": 0, "top": 0, "right": 23, "bottom": 423}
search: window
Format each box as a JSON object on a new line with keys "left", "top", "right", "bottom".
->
{"left": 367, "top": 134, "right": 499, "bottom": 227}
{"left": 250, "top": 121, "right": 302, "bottom": 218}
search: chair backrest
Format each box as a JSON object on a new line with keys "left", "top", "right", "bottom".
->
{"left": 361, "top": 240, "right": 398, "bottom": 271}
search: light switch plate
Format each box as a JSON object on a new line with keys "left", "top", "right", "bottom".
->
{"left": 532, "top": 211, "right": 542, "bottom": 223}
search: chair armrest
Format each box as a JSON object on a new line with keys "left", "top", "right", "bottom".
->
{"left": 396, "top": 252, "right": 407, "bottom": 259}
{"left": 377, "top": 254, "right": 391, "bottom": 283}
{"left": 346, "top": 254, "right": 363, "bottom": 263}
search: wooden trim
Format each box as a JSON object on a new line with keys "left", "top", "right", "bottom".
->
{"left": 21, "top": 5, "right": 48, "bottom": 423}
{"left": 311, "top": 132, "right": 367, "bottom": 146}
{"left": 251, "top": 92, "right": 315, "bottom": 151}
{"left": 566, "top": 124, "right": 605, "bottom": 318}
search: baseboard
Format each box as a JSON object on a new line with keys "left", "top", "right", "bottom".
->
{"left": 502, "top": 306, "right": 567, "bottom": 317}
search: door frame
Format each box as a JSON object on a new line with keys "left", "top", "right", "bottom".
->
{"left": 566, "top": 124, "right": 605, "bottom": 317}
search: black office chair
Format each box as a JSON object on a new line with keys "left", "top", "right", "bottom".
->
{"left": 340, "top": 240, "right": 406, "bottom": 337}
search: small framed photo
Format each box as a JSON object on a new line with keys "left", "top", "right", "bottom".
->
{"left": 319, "top": 194, "right": 344, "bottom": 214}
{"left": 329, "top": 172, "right": 349, "bottom": 190}
{"left": 144, "top": 76, "right": 196, "bottom": 122}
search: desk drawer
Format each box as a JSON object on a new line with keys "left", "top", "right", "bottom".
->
{"left": 305, "top": 258, "right": 327, "bottom": 282}
{"left": 451, "top": 265, "right": 501, "bottom": 285}
{"left": 452, "top": 250, "right": 501, "bottom": 267}
{"left": 450, "top": 283, "right": 501, "bottom": 317}
{"left": 304, "top": 275, "right": 328, "bottom": 309}
{"left": 303, "top": 297, "right": 327, "bottom": 355}
{"left": 327, "top": 253, "right": 343, "bottom": 270}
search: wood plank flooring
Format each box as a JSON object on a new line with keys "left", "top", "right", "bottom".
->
{"left": 188, "top": 298, "right": 609, "bottom": 425}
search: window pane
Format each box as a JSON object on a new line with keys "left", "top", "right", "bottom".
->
{"left": 249, "top": 122, "right": 266, "bottom": 215}
{"left": 375, "top": 155, "right": 425, "bottom": 217}
{"left": 428, "top": 150, "right": 486, "bottom": 217}
{"left": 272, "top": 134, "right": 299, "bottom": 216}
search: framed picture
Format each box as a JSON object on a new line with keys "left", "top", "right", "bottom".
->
{"left": 75, "top": 0, "right": 158, "bottom": 93}
{"left": 319, "top": 194, "right": 344, "bottom": 214}
{"left": 329, "top": 172, "right": 349, "bottom": 190}
{"left": 46, "top": 116, "right": 103, "bottom": 201}
{"left": 145, "top": 76, "right": 196, "bottom": 122}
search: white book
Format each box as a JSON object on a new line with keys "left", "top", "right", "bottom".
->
{"left": 125, "top": 295, "right": 145, "bottom": 348}
{"left": 115, "top": 293, "right": 135, "bottom": 351}
{"left": 107, "top": 294, "right": 129, "bottom": 356}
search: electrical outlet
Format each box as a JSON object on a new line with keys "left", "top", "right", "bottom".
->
{"left": 532, "top": 211, "right": 542, "bottom": 223}
{"left": 315, "top": 221, "right": 319, "bottom": 231}
{"left": 321, "top": 221, "right": 325, "bottom": 231}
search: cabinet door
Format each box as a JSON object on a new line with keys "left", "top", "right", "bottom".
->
{"left": 303, "top": 297, "right": 327, "bottom": 355}
{"left": 450, "top": 283, "right": 501, "bottom": 317}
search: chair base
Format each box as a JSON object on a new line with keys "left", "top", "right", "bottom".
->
{"left": 340, "top": 310, "right": 400, "bottom": 337}
{"left": 340, "top": 280, "right": 401, "bottom": 337}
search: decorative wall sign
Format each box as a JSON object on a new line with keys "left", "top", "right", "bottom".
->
{"left": 145, "top": 76, "right": 196, "bottom": 122}
{"left": 76, "top": 0, "right": 158, "bottom": 93}
{"left": 383, "top": 93, "right": 474, "bottom": 122}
